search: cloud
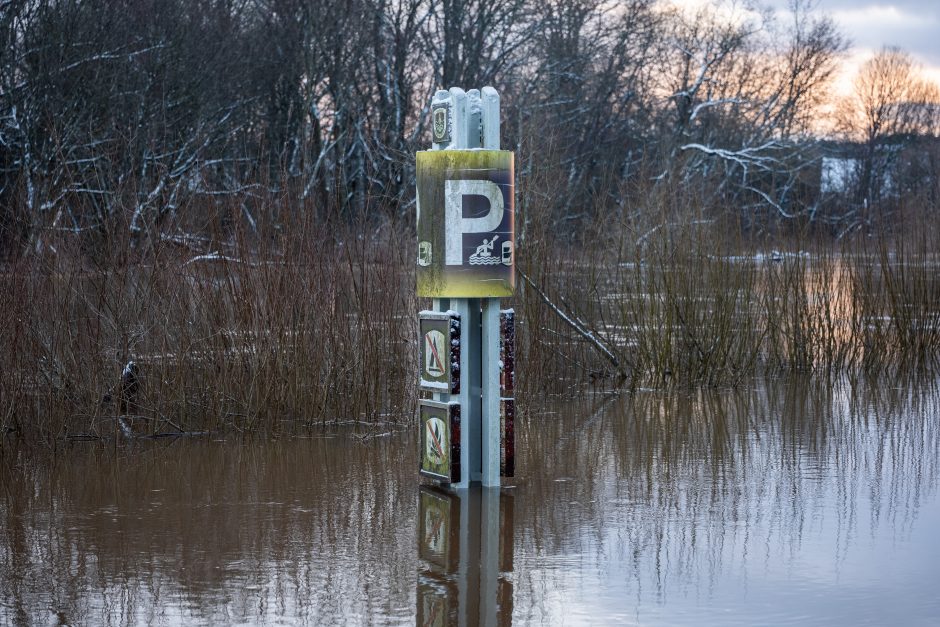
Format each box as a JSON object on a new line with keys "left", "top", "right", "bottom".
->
{"left": 830, "top": 5, "right": 940, "bottom": 64}
{"left": 760, "top": 2, "right": 939, "bottom": 57}
{"left": 764, "top": 1, "right": 940, "bottom": 94}
{"left": 657, "top": 1, "right": 940, "bottom": 95}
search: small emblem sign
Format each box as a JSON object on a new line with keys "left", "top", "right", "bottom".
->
{"left": 432, "top": 104, "right": 450, "bottom": 144}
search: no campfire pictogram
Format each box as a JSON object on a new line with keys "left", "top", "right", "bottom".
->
{"left": 426, "top": 417, "right": 447, "bottom": 463}
{"left": 419, "top": 400, "right": 459, "bottom": 482}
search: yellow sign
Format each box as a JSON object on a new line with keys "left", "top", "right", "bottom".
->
{"left": 416, "top": 150, "right": 514, "bottom": 297}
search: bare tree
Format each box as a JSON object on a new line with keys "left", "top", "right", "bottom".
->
{"left": 654, "top": 0, "right": 844, "bottom": 223}
{"left": 0, "top": 0, "right": 880, "bottom": 253}
{"left": 509, "top": 0, "right": 660, "bottom": 220}
{"left": 837, "top": 47, "right": 940, "bottom": 208}
{"left": 425, "top": 0, "right": 531, "bottom": 88}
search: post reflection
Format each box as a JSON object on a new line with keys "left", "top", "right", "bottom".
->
{"left": 417, "top": 486, "right": 513, "bottom": 626}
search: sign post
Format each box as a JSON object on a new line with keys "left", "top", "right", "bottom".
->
{"left": 417, "top": 86, "right": 514, "bottom": 489}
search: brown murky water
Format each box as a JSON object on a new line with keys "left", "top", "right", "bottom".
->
{"left": 3, "top": 376, "right": 940, "bottom": 625}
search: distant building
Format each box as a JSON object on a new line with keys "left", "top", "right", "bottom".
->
{"left": 820, "top": 156, "right": 857, "bottom": 194}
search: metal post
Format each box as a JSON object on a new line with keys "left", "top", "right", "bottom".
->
{"left": 419, "top": 85, "right": 510, "bottom": 489}
{"left": 453, "top": 298, "right": 481, "bottom": 488}
{"left": 444, "top": 87, "right": 476, "bottom": 489}
{"left": 431, "top": 95, "right": 450, "bottom": 405}
{"left": 481, "top": 301, "right": 500, "bottom": 485}
{"left": 481, "top": 87, "right": 500, "bottom": 150}
{"left": 466, "top": 89, "right": 483, "bottom": 149}
{"left": 480, "top": 87, "right": 502, "bottom": 487}
{"left": 449, "top": 87, "right": 468, "bottom": 150}
{"left": 466, "top": 89, "right": 485, "bottom": 484}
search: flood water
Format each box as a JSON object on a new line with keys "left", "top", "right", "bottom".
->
{"left": 2, "top": 376, "right": 940, "bottom": 625}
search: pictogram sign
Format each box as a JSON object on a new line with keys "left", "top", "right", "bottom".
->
{"left": 419, "top": 400, "right": 461, "bottom": 483}
{"left": 416, "top": 150, "right": 514, "bottom": 297}
{"left": 419, "top": 311, "right": 460, "bottom": 393}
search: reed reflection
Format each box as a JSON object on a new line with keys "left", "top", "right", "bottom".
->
{"left": 0, "top": 433, "right": 419, "bottom": 625}
{"left": 513, "top": 375, "right": 940, "bottom": 622}
{"left": 416, "top": 486, "right": 514, "bottom": 627}
{"left": 1, "top": 375, "right": 938, "bottom": 624}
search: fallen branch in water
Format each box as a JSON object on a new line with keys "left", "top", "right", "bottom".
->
{"left": 519, "top": 269, "right": 630, "bottom": 381}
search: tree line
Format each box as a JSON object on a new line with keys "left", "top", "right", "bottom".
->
{"left": 1, "top": 0, "right": 937, "bottom": 254}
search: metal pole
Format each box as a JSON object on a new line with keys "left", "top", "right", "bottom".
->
{"left": 444, "top": 87, "right": 478, "bottom": 489}
{"left": 480, "top": 86, "right": 501, "bottom": 487}
{"left": 422, "top": 85, "right": 507, "bottom": 489}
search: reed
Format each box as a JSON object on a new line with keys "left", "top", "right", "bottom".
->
{"left": 2, "top": 183, "right": 939, "bottom": 443}
{"left": 0, "top": 200, "right": 417, "bottom": 443}
{"left": 516, "top": 203, "right": 940, "bottom": 392}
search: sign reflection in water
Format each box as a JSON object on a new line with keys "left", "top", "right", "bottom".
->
{"left": 417, "top": 486, "right": 513, "bottom": 627}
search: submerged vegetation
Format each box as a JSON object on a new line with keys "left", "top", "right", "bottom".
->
{"left": 1, "top": 187, "right": 939, "bottom": 444}
{"left": 1, "top": 207, "right": 417, "bottom": 442}
{"left": 521, "top": 215, "right": 940, "bottom": 392}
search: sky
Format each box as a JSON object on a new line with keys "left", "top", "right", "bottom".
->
{"left": 667, "top": 0, "right": 940, "bottom": 95}
{"left": 767, "top": 0, "right": 940, "bottom": 93}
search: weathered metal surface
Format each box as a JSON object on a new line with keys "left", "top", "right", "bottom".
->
{"left": 500, "top": 398, "right": 515, "bottom": 478}
{"left": 481, "top": 298, "right": 501, "bottom": 486}
{"left": 499, "top": 309, "right": 515, "bottom": 478}
{"left": 452, "top": 298, "right": 480, "bottom": 488}
{"left": 500, "top": 309, "right": 515, "bottom": 395}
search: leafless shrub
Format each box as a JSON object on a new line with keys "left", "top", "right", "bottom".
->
{"left": 0, "top": 196, "right": 417, "bottom": 442}
{"left": 517, "top": 187, "right": 940, "bottom": 391}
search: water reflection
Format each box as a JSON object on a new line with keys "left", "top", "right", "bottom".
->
{"left": 515, "top": 375, "right": 940, "bottom": 624}
{"left": 1, "top": 375, "right": 939, "bottom": 624}
{"left": 416, "top": 486, "right": 513, "bottom": 626}
{"left": 0, "top": 435, "right": 419, "bottom": 625}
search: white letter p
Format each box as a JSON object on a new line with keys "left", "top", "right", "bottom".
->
{"left": 444, "top": 180, "right": 504, "bottom": 266}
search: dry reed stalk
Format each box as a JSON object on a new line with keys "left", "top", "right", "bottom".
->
{"left": 3, "top": 181, "right": 940, "bottom": 443}
{"left": 516, "top": 193, "right": 940, "bottom": 390}
{"left": 1, "top": 202, "right": 417, "bottom": 443}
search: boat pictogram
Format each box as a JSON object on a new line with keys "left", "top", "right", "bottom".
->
{"left": 469, "top": 235, "right": 502, "bottom": 266}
